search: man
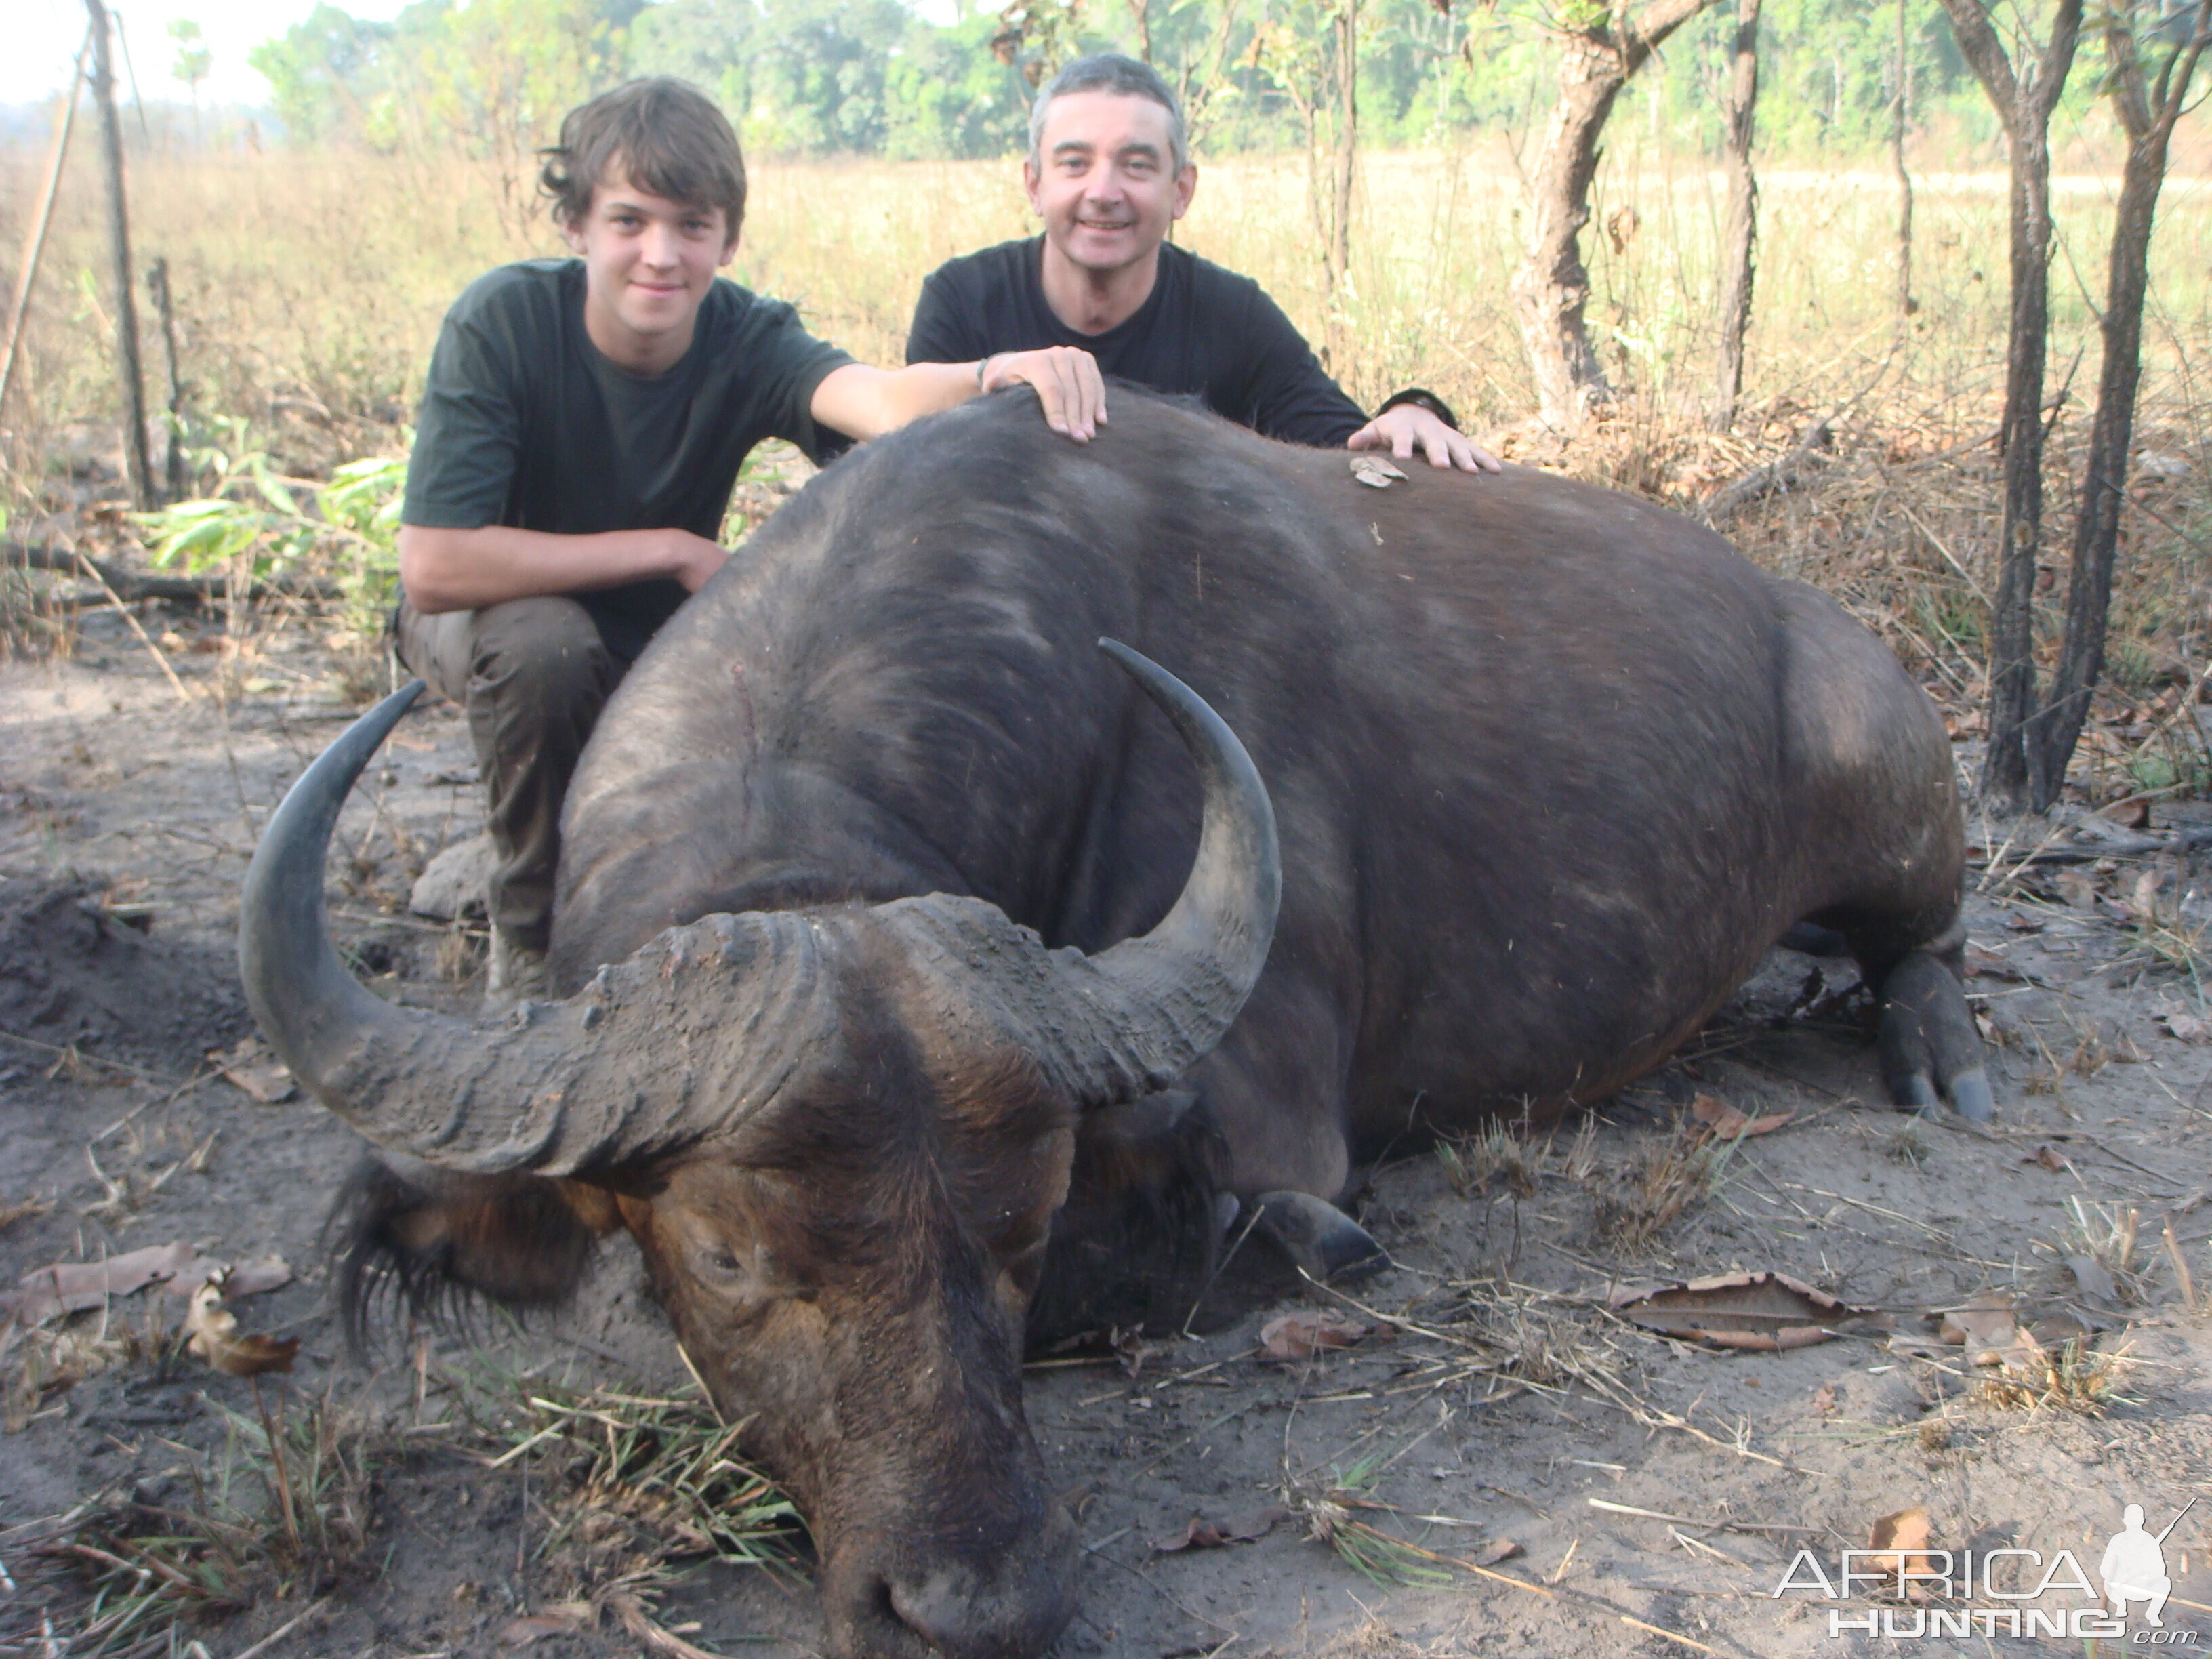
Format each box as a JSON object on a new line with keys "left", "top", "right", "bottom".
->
{"left": 907, "top": 53, "right": 1496, "bottom": 472}
{"left": 398, "top": 78, "right": 1103, "bottom": 1000}
{"left": 2100, "top": 1504, "right": 2173, "bottom": 1626}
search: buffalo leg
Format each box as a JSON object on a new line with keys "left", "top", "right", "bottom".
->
{"left": 1845, "top": 920, "right": 1994, "bottom": 1123}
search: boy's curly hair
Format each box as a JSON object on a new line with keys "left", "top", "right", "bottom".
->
{"left": 539, "top": 77, "right": 747, "bottom": 237}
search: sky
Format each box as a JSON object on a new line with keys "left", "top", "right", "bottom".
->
{"left": 7, "top": 0, "right": 962, "bottom": 112}
{"left": 9, "top": 0, "right": 417, "bottom": 111}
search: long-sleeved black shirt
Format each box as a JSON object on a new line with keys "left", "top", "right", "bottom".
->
{"left": 905, "top": 237, "right": 1368, "bottom": 447}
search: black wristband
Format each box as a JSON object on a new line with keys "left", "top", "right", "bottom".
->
{"left": 1374, "top": 387, "right": 1460, "bottom": 432}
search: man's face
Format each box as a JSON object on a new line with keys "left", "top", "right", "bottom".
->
{"left": 563, "top": 167, "right": 737, "bottom": 365}
{"left": 1024, "top": 91, "right": 1195, "bottom": 277}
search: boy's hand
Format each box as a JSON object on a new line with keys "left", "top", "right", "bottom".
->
{"left": 982, "top": 346, "right": 1107, "bottom": 442}
{"left": 665, "top": 528, "right": 732, "bottom": 592}
{"left": 1349, "top": 406, "right": 1501, "bottom": 473}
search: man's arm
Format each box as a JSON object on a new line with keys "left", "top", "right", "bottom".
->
{"left": 398, "top": 523, "right": 729, "bottom": 615}
{"left": 811, "top": 349, "right": 1107, "bottom": 443}
{"left": 1237, "top": 285, "right": 1498, "bottom": 472}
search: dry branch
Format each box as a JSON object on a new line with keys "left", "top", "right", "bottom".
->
{"left": 5, "top": 539, "right": 339, "bottom": 605}
{"left": 1700, "top": 420, "right": 1831, "bottom": 526}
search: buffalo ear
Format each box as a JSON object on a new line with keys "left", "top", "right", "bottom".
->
{"left": 1025, "top": 1089, "right": 1227, "bottom": 1350}
{"left": 330, "top": 1158, "right": 605, "bottom": 1352}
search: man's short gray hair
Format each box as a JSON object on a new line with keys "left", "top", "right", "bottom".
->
{"left": 1028, "top": 54, "right": 1189, "bottom": 173}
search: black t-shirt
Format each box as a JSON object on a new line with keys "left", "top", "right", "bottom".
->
{"left": 403, "top": 258, "right": 854, "bottom": 659}
{"left": 906, "top": 238, "right": 1367, "bottom": 447}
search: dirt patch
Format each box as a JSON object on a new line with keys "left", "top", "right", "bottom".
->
{"left": 0, "top": 874, "right": 248, "bottom": 1073}
{"left": 5, "top": 630, "right": 2212, "bottom": 1659}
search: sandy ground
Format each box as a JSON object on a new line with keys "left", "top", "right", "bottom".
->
{"left": 3, "top": 605, "right": 2211, "bottom": 1659}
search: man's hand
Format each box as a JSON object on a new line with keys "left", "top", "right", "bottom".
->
{"left": 1348, "top": 405, "right": 1501, "bottom": 474}
{"left": 981, "top": 346, "right": 1108, "bottom": 441}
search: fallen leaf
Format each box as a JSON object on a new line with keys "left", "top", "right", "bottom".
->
{"left": 1689, "top": 1093, "right": 1793, "bottom": 1139}
{"left": 1260, "top": 1309, "right": 1370, "bottom": 1361}
{"left": 2028, "top": 1144, "right": 2070, "bottom": 1174}
{"left": 0, "top": 1244, "right": 290, "bottom": 1325}
{"left": 1963, "top": 944, "right": 2024, "bottom": 981}
{"left": 2163, "top": 1011, "right": 2211, "bottom": 1044}
{"left": 2054, "top": 869, "right": 2100, "bottom": 911}
{"left": 1868, "top": 1506, "right": 1940, "bottom": 1597}
{"left": 2104, "top": 797, "right": 2153, "bottom": 830}
{"left": 1811, "top": 1382, "right": 1838, "bottom": 1414}
{"left": 1930, "top": 1292, "right": 2042, "bottom": 1370}
{"left": 184, "top": 1275, "right": 299, "bottom": 1377}
{"left": 1151, "top": 1506, "right": 1288, "bottom": 1552}
{"left": 2005, "top": 911, "right": 2045, "bottom": 933}
{"left": 497, "top": 1612, "right": 592, "bottom": 1648}
{"left": 1349, "top": 454, "right": 1407, "bottom": 489}
{"left": 1467, "top": 1537, "right": 1524, "bottom": 1567}
{"left": 1612, "top": 1272, "right": 1883, "bottom": 1351}
{"left": 2066, "top": 1254, "right": 2121, "bottom": 1306}
{"left": 210, "top": 1037, "right": 298, "bottom": 1105}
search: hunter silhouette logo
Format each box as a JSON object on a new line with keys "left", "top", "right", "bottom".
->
{"left": 2103, "top": 1499, "right": 2196, "bottom": 1628}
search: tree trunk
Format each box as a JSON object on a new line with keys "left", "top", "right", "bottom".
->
{"left": 1511, "top": 38, "right": 1625, "bottom": 430}
{"left": 1708, "top": 0, "right": 1761, "bottom": 434}
{"left": 1329, "top": 0, "right": 1358, "bottom": 296}
{"left": 2024, "top": 0, "right": 2211, "bottom": 809}
{"left": 87, "top": 0, "right": 154, "bottom": 511}
{"left": 1510, "top": 0, "right": 1716, "bottom": 433}
{"left": 1891, "top": 0, "right": 1914, "bottom": 340}
{"left": 1935, "top": 0, "right": 2083, "bottom": 808}
{"left": 1127, "top": 0, "right": 1151, "bottom": 63}
{"left": 0, "top": 34, "right": 87, "bottom": 419}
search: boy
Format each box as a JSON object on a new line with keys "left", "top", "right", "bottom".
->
{"left": 398, "top": 78, "right": 1103, "bottom": 1000}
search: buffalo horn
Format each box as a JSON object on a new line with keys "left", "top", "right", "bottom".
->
{"left": 908, "top": 641, "right": 1277, "bottom": 1107}
{"left": 239, "top": 681, "right": 835, "bottom": 1174}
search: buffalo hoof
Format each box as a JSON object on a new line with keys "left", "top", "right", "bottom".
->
{"left": 1948, "top": 1067, "right": 1994, "bottom": 1124}
{"left": 1252, "top": 1191, "right": 1390, "bottom": 1284}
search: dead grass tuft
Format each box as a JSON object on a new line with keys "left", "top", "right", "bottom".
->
{"left": 457, "top": 1374, "right": 802, "bottom": 1603}
{"left": 1592, "top": 1113, "right": 1746, "bottom": 1251}
{"left": 1976, "top": 1338, "right": 2136, "bottom": 1415}
{"left": 43, "top": 1387, "right": 378, "bottom": 1656}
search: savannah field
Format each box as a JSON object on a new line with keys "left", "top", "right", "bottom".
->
{"left": 4, "top": 124, "right": 2212, "bottom": 1659}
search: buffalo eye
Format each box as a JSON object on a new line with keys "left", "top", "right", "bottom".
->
{"left": 691, "top": 1242, "right": 752, "bottom": 1288}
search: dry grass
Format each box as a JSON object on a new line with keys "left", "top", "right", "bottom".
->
{"left": 3, "top": 142, "right": 2211, "bottom": 790}
{"left": 23, "top": 1362, "right": 801, "bottom": 1658}
{"left": 1975, "top": 1337, "right": 2137, "bottom": 1415}
{"left": 42, "top": 1387, "right": 379, "bottom": 1657}
{"left": 1591, "top": 1113, "right": 1746, "bottom": 1252}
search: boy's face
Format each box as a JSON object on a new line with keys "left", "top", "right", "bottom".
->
{"left": 564, "top": 167, "right": 738, "bottom": 372}
{"left": 1024, "top": 91, "right": 1195, "bottom": 279}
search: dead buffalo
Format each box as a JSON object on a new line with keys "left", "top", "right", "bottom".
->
{"left": 241, "top": 389, "right": 1986, "bottom": 1659}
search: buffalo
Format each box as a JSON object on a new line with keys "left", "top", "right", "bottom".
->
{"left": 242, "top": 389, "right": 1987, "bottom": 1659}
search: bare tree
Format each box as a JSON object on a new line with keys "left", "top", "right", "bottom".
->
{"left": 1254, "top": 0, "right": 1361, "bottom": 303}
{"left": 1509, "top": 0, "right": 1718, "bottom": 433}
{"left": 1933, "top": 0, "right": 2083, "bottom": 808}
{"left": 2020, "top": 0, "right": 2212, "bottom": 808}
{"left": 1890, "top": 0, "right": 1914, "bottom": 340}
{"left": 87, "top": 0, "right": 154, "bottom": 511}
{"left": 1331, "top": 0, "right": 1358, "bottom": 295}
{"left": 1708, "top": 0, "right": 1761, "bottom": 433}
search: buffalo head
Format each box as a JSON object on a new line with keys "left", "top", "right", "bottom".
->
{"left": 239, "top": 642, "right": 1278, "bottom": 1659}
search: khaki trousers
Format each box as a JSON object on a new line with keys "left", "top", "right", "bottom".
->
{"left": 395, "top": 596, "right": 626, "bottom": 954}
